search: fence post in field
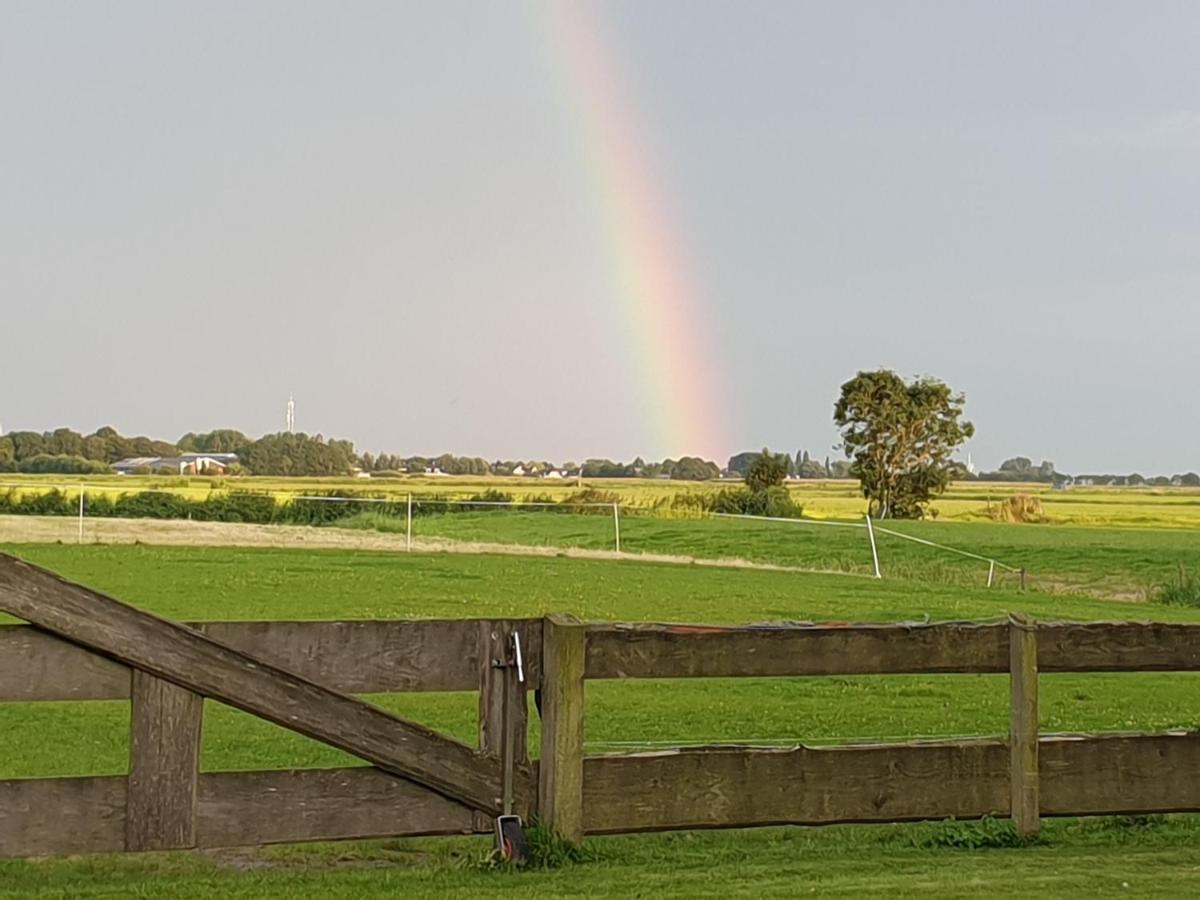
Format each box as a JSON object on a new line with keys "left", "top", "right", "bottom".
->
{"left": 987, "top": 560, "right": 996, "bottom": 588}
{"left": 1008, "top": 614, "right": 1040, "bottom": 837}
{"left": 864, "top": 514, "right": 882, "bottom": 578}
{"left": 539, "top": 613, "right": 586, "bottom": 844}
{"left": 126, "top": 671, "right": 204, "bottom": 851}
{"left": 77, "top": 490, "right": 85, "bottom": 544}
{"left": 406, "top": 493, "right": 413, "bottom": 552}
{"left": 612, "top": 502, "right": 621, "bottom": 554}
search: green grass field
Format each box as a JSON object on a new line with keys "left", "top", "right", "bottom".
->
{"left": 2, "top": 542, "right": 1200, "bottom": 895}
{"left": 345, "top": 508, "right": 1200, "bottom": 597}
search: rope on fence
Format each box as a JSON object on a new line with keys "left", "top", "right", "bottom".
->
{"left": 871, "top": 524, "right": 1021, "bottom": 572}
{"left": 711, "top": 512, "right": 867, "bottom": 529}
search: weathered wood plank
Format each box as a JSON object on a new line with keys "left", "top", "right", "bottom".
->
{"left": 0, "top": 618, "right": 544, "bottom": 702}
{"left": 582, "top": 740, "right": 1011, "bottom": 833}
{"left": 477, "top": 621, "right": 529, "bottom": 764}
{"left": 4, "top": 733, "right": 1200, "bottom": 857}
{"left": 539, "top": 614, "right": 586, "bottom": 843}
{"left": 1008, "top": 616, "right": 1039, "bottom": 836}
{"left": 1037, "top": 622, "right": 1200, "bottom": 672}
{"left": 200, "top": 618, "right": 542, "bottom": 693}
{"left": 0, "top": 768, "right": 487, "bottom": 858}
{"left": 1041, "top": 731, "right": 1200, "bottom": 815}
{"left": 0, "top": 776, "right": 127, "bottom": 858}
{"left": 0, "top": 554, "right": 524, "bottom": 813}
{"left": 0, "top": 625, "right": 131, "bottom": 700}
{"left": 6, "top": 618, "right": 1199, "bottom": 705}
{"left": 585, "top": 621, "right": 1011, "bottom": 679}
{"left": 195, "top": 767, "right": 482, "bottom": 847}
{"left": 126, "top": 672, "right": 203, "bottom": 851}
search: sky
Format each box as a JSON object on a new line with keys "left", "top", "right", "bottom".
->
{"left": 2, "top": 1, "right": 1197, "bottom": 472}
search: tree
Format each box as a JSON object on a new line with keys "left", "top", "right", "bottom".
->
{"left": 670, "top": 456, "right": 720, "bottom": 481}
{"left": 745, "top": 448, "right": 789, "bottom": 492}
{"left": 833, "top": 370, "right": 974, "bottom": 519}
{"left": 726, "top": 451, "right": 760, "bottom": 476}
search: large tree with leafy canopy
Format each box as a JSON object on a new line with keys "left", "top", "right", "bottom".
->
{"left": 833, "top": 370, "right": 974, "bottom": 519}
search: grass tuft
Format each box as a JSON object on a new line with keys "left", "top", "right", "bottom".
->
{"left": 916, "top": 816, "right": 1037, "bottom": 850}
{"left": 1154, "top": 564, "right": 1200, "bottom": 607}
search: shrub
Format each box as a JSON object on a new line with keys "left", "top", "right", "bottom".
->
{"left": 1154, "top": 564, "right": 1200, "bottom": 608}
{"left": 15, "top": 488, "right": 76, "bottom": 516}
{"left": 559, "top": 489, "right": 620, "bottom": 514}
{"left": 988, "top": 494, "right": 1047, "bottom": 524}
{"left": 708, "top": 486, "right": 803, "bottom": 518}
{"left": 113, "top": 491, "right": 193, "bottom": 520}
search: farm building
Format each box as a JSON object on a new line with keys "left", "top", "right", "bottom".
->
{"left": 112, "top": 453, "right": 238, "bottom": 475}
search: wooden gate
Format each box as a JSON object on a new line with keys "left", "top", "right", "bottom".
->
{"left": 0, "top": 554, "right": 544, "bottom": 855}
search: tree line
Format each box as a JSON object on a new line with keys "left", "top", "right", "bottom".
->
{"left": 0, "top": 427, "right": 728, "bottom": 480}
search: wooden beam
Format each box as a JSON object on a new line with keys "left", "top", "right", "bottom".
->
{"left": 0, "top": 776, "right": 127, "bottom": 858}
{"left": 0, "top": 553, "right": 520, "bottom": 814}
{"left": 1040, "top": 732, "right": 1200, "bottom": 816}
{"left": 0, "top": 767, "right": 485, "bottom": 858}
{"left": 582, "top": 740, "right": 1009, "bottom": 833}
{"left": 1037, "top": 622, "right": 1200, "bottom": 672}
{"left": 8, "top": 617, "right": 1200, "bottom": 704}
{"left": 1009, "top": 615, "right": 1040, "bottom": 837}
{"left": 196, "top": 767, "right": 480, "bottom": 847}
{"left": 586, "top": 621, "right": 1010, "bottom": 679}
{"left": 4, "top": 733, "right": 1200, "bottom": 857}
{"left": 539, "top": 614, "right": 586, "bottom": 843}
{"left": 0, "top": 625, "right": 131, "bottom": 700}
{"left": 0, "top": 618, "right": 543, "bottom": 701}
{"left": 125, "top": 671, "right": 204, "bottom": 851}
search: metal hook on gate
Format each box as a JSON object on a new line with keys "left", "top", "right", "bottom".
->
{"left": 512, "top": 630, "right": 524, "bottom": 684}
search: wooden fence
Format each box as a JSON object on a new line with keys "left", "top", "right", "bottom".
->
{"left": 2, "top": 553, "right": 1200, "bottom": 858}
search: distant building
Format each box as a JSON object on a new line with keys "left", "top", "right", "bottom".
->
{"left": 112, "top": 453, "right": 238, "bottom": 475}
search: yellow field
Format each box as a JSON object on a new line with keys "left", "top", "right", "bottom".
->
{"left": 3, "top": 474, "right": 1200, "bottom": 529}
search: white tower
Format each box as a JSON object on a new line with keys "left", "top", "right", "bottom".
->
{"left": 286, "top": 395, "right": 295, "bottom": 434}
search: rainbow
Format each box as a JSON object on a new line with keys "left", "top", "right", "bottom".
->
{"left": 532, "top": 1, "right": 726, "bottom": 461}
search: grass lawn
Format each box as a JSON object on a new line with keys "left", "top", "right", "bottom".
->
{"left": 1, "top": 543, "right": 1199, "bottom": 895}
{"left": 3, "top": 819, "right": 1200, "bottom": 897}
{"left": 340, "top": 508, "right": 1200, "bottom": 597}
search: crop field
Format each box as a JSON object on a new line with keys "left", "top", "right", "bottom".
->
{"left": 2, "top": 541, "right": 1200, "bottom": 896}
{"left": 5, "top": 473, "right": 1200, "bottom": 527}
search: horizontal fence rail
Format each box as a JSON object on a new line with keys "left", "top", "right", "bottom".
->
{"left": 4, "top": 618, "right": 1199, "bottom": 703}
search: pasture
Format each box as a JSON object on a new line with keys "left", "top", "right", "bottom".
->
{"left": 2, "top": 541, "right": 1200, "bottom": 896}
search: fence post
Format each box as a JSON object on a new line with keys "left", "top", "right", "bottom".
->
{"left": 406, "top": 493, "right": 413, "bottom": 552}
{"left": 478, "top": 620, "right": 529, "bottom": 825}
{"left": 612, "top": 502, "right": 621, "bottom": 554}
{"left": 864, "top": 515, "right": 881, "bottom": 578}
{"left": 1008, "top": 614, "right": 1040, "bottom": 838}
{"left": 539, "top": 613, "right": 586, "bottom": 844}
{"left": 987, "top": 560, "right": 996, "bottom": 588}
{"left": 126, "top": 671, "right": 204, "bottom": 851}
{"left": 77, "top": 490, "right": 85, "bottom": 545}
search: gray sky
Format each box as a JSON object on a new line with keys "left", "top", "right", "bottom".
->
{"left": 2, "top": 1, "right": 1197, "bottom": 471}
